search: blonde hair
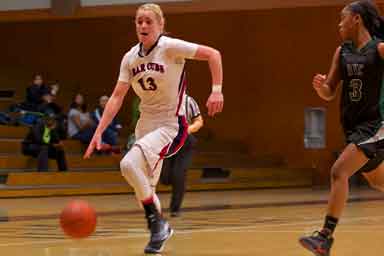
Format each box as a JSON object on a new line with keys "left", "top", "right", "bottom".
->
{"left": 136, "top": 3, "right": 165, "bottom": 28}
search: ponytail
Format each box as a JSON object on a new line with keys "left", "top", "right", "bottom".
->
{"left": 348, "top": 0, "right": 384, "bottom": 39}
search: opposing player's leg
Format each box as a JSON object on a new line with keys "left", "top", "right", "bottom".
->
{"left": 299, "top": 143, "right": 368, "bottom": 256}
{"left": 362, "top": 160, "right": 384, "bottom": 192}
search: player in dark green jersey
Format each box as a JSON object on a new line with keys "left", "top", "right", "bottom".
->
{"left": 300, "top": 1, "right": 384, "bottom": 255}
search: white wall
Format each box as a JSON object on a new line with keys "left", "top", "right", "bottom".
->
{"left": 0, "top": 0, "right": 50, "bottom": 11}
{"left": 1, "top": 0, "right": 382, "bottom": 12}
{"left": 81, "top": 0, "right": 190, "bottom": 7}
{"left": 0, "top": 0, "right": 189, "bottom": 11}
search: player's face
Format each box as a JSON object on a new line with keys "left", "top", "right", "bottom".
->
{"left": 339, "top": 8, "right": 359, "bottom": 41}
{"left": 135, "top": 10, "right": 162, "bottom": 48}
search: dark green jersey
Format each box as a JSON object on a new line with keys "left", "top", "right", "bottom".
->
{"left": 340, "top": 39, "right": 384, "bottom": 132}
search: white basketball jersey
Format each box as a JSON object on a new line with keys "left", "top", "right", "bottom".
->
{"left": 118, "top": 36, "right": 198, "bottom": 118}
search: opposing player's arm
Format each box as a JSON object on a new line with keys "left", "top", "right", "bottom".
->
{"left": 314, "top": 46, "right": 342, "bottom": 101}
{"left": 326, "top": 47, "right": 342, "bottom": 93}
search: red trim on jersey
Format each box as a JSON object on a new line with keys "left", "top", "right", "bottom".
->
{"left": 150, "top": 143, "right": 170, "bottom": 177}
{"left": 148, "top": 116, "right": 188, "bottom": 177}
{"left": 165, "top": 116, "right": 188, "bottom": 158}
{"left": 175, "top": 71, "right": 187, "bottom": 116}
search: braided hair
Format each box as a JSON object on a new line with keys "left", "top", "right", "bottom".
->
{"left": 347, "top": 0, "right": 384, "bottom": 39}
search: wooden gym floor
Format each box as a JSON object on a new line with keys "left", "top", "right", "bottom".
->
{"left": 0, "top": 188, "right": 383, "bottom": 256}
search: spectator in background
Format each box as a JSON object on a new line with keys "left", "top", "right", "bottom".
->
{"left": 7, "top": 74, "right": 51, "bottom": 126}
{"left": 67, "top": 93, "right": 95, "bottom": 144}
{"left": 22, "top": 74, "right": 50, "bottom": 112}
{"left": 91, "top": 95, "right": 122, "bottom": 146}
{"left": 22, "top": 115, "right": 67, "bottom": 172}
{"left": 49, "top": 81, "right": 60, "bottom": 97}
{"left": 160, "top": 94, "right": 203, "bottom": 217}
{"left": 37, "top": 91, "right": 66, "bottom": 139}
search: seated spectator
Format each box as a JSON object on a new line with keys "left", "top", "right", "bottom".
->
{"left": 91, "top": 95, "right": 122, "bottom": 146}
{"left": 67, "top": 93, "right": 95, "bottom": 144}
{"left": 22, "top": 116, "right": 68, "bottom": 172}
{"left": 0, "top": 112, "right": 11, "bottom": 125}
{"left": 19, "top": 74, "right": 50, "bottom": 112}
{"left": 7, "top": 74, "right": 51, "bottom": 126}
{"left": 37, "top": 91, "right": 66, "bottom": 139}
{"left": 49, "top": 81, "right": 60, "bottom": 96}
{"left": 38, "top": 91, "right": 61, "bottom": 116}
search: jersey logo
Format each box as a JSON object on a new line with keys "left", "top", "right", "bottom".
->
{"left": 132, "top": 62, "right": 165, "bottom": 76}
{"left": 347, "top": 63, "right": 364, "bottom": 77}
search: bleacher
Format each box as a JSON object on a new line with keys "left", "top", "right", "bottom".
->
{"left": 0, "top": 125, "right": 314, "bottom": 197}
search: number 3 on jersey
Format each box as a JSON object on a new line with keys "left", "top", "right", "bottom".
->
{"left": 138, "top": 77, "right": 157, "bottom": 91}
{"left": 349, "top": 79, "right": 362, "bottom": 102}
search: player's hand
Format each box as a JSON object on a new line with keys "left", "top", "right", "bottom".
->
{"left": 312, "top": 74, "right": 327, "bottom": 90}
{"left": 206, "top": 92, "right": 224, "bottom": 117}
{"left": 83, "top": 133, "right": 102, "bottom": 159}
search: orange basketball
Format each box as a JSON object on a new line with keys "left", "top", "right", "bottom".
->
{"left": 60, "top": 200, "right": 97, "bottom": 239}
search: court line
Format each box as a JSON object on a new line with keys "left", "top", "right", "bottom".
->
{"left": 2, "top": 195, "right": 383, "bottom": 223}
{"left": 0, "top": 215, "right": 383, "bottom": 247}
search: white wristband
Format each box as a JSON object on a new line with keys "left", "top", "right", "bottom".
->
{"left": 212, "top": 84, "right": 222, "bottom": 93}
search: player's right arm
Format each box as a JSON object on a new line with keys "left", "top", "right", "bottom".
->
{"left": 84, "top": 52, "right": 132, "bottom": 159}
{"left": 313, "top": 46, "right": 341, "bottom": 101}
{"left": 83, "top": 81, "right": 130, "bottom": 159}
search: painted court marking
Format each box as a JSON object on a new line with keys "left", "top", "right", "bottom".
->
{"left": 0, "top": 214, "right": 382, "bottom": 248}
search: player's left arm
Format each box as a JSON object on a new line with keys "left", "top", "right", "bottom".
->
{"left": 193, "top": 45, "right": 224, "bottom": 117}
{"left": 167, "top": 39, "right": 224, "bottom": 116}
{"left": 193, "top": 46, "right": 223, "bottom": 88}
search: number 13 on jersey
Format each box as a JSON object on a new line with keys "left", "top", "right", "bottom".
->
{"left": 138, "top": 77, "right": 158, "bottom": 91}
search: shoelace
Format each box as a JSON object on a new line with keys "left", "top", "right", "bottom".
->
{"left": 311, "top": 230, "right": 322, "bottom": 237}
{"left": 311, "top": 230, "right": 331, "bottom": 240}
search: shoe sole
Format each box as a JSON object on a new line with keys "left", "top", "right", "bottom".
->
{"left": 144, "top": 228, "right": 174, "bottom": 254}
{"left": 298, "top": 239, "right": 328, "bottom": 256}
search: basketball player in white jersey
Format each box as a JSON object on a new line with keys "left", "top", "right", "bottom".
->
{"left": 84, "top": 3, "right": 223, "bottom": 254}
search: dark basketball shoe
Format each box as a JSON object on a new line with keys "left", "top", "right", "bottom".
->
{"left": 299, "top": 231, "right": 334, "bottom": 256}
{"left": 144, "top": 218, "right": 174, "bottom": 254}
